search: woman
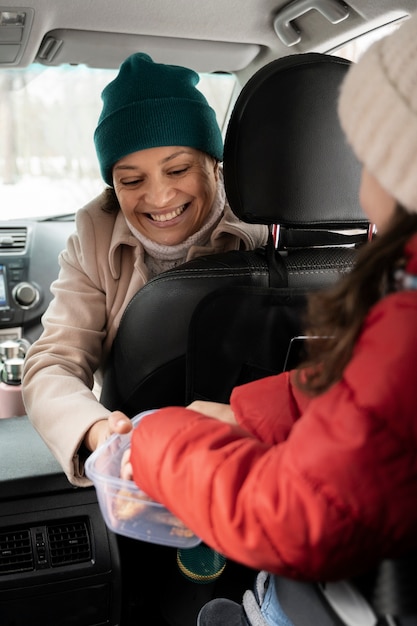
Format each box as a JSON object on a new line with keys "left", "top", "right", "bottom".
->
{"left": 118, "top": 14, "right": 417, "bottom": 626}
{"left": 22, "top": 52, "right": 268, "bottom": 487}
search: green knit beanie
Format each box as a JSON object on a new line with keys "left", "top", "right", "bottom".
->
{"left": 94, "top": 52, "right": 224, "bottom": 185}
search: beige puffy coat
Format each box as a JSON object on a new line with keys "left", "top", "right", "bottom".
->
{"left": 22, "top": 188, "right": 268, "bottom": 486}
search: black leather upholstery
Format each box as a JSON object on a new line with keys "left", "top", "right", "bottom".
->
{"left": 224, "top": 52, "right": 366, "bottom": 230}
{"left": 186, "top": 286, "right": 307, "bottom": 403}
{"left": 100, "top": 52, "right": 368, "bottom": 415}
{"left": 101, "top": 250, "right": 271, "bottom": 414}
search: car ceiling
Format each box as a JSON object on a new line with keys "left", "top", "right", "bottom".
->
{"left": 1, "top": 0, "right": 417, "bottom": 81}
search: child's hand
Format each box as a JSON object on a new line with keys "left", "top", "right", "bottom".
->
{"left": 186, "top": 401, "right": 237, "bottom": 425}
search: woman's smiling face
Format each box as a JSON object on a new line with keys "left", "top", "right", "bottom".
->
{"left": 112, "top": 146, "right": 219, "bottom": 246}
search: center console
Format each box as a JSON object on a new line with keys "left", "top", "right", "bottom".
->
{"left": 0, "top": 219, "right": 75, "bottom": 343}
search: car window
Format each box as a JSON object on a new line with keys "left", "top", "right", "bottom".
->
{"left": 0, "top": 65, "right": 236, "bottom": 220}
{"left": 331, "top": 20, "right": 402, "bottom": 61}
{"left": 0, "top": 19, "right": 402, "bottom": 223}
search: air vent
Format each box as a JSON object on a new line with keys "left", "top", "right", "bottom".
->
{"left": 0, "top": 528, "right": 34, "bottom": 574}
{"left": 0, "top": 227, "right": 27, "bottom": 253}
{"left": 47, "top": 520, "right": 92, "bottom": 567}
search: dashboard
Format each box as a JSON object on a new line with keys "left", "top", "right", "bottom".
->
{"left": 0, "top": 218, "right": 75, "bottom": 344}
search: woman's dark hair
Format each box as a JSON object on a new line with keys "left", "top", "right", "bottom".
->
{"left": 296, "top": 205, "right": 417, "bottom": 395}
{"left": 101, "top": 187, "right": 120, "bottom": 213}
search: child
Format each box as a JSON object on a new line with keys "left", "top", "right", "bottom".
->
{"left": 118, "top": 12, "right": 417, "bottom": 625}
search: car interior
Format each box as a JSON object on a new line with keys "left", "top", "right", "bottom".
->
{"left": 1, "top": 1, "right": 417, "bottom": 625}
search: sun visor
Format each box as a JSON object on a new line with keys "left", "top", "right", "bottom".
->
{"left": 35, "top": 29, "right": 261, "bottom": 73}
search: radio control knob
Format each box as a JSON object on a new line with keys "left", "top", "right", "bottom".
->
{"left": 12, "top": 282, "right": 40, "bottom": 308}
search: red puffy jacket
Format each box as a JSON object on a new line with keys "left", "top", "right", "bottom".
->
{"left": 130, "top": 236, "right": 417, "bottom": 581}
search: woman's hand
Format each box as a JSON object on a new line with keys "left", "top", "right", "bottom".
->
{"left": 84, "top": 410, "right": 133, "bottom": 451}
{"left": 186, "top": 400, "right": 237, "bottom": 425}
{"left": 120, "top": 448, "right": 133, "bottom": 481}
{"left": 84, "top": 411, "right": 134, "bottom": 480}
{"left": 108, "top": 410, "right": 134, "bottom": 436}
{"left": 108, "top": 412, "right": 134, "bottom": 481}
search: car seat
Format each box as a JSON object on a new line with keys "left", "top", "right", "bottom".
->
{"left": 101, "top": 53, "right": 417, "bottom": 626}
{"left": 100, "top": 52, "right": 369, "bottom": 416}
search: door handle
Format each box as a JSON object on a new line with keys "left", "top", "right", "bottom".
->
{"left": 273, "top": 0, "right": 350, "bottom": 47}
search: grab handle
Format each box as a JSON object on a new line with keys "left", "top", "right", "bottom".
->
{"left": 273, "top": 0, "right": 350, "bottom": 47}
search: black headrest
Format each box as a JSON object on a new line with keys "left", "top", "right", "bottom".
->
{"left": 223, "top": 53, "right": 368, "bottom": 230}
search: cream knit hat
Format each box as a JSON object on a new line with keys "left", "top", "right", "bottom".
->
{"left": 338, "top": 13, "right": 417, "bottom": 214}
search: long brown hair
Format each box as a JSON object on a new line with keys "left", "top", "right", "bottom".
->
{"left": 296, "top": 205, "right": 417, "bottom": 396}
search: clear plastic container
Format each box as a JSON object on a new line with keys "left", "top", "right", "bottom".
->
{"left": 85, "top": 411, "right": 200, "bottom": 548}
